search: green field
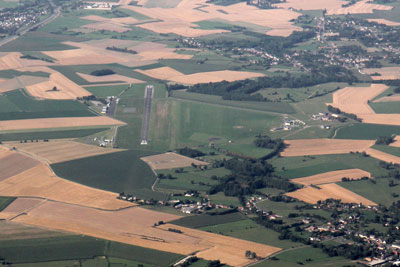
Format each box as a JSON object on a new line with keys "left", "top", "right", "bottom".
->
{"left": 369, "top": 101, "right": 400, "bottom": 114}
{"left": 0, "top": 197, "right": 16, "bottom": 211}
{"left": 340, "top": 178, "right": 400, "bottom": 207}
{"left": 372, "top": 144, "right": 400, "bottom": 157}
{"left": 199, "top": 219, "right": 301, "bottom": 249}
{"left": 0, "top": 32, "right": 81, "bottom": 52}
{"left": 0, "top": 128, "right": 109, "bottom": 141}
{"left": 272, "top": 153, "right": 389, "bottom": 178}
{"left": 254, "top": 246, "right": 358, "bottom": 267}
{"left": 157, "top": 167, "right": 229, "bottom": 192}
{"left": 51, "top": 150, "right": 167, "bottom": 200}
{"left": 0, "top": 0, "right": 19, "bottom": 8}
{"left": 0, "top": 90, "right": 96, "bottom": 120}
{"left": 334, "top": 123, "right": 400, "bottom": 140}
{"left": 171, "top": 91, "right": 295, "bottom": 114}
{"left": 0, "top": 235, "right": 183, "bottom": 266}
{"left": 159, "top": 59, "right": 229, "bottom": 75}
{"left": 170, "top": 211, "right": 246, "bottom": 228}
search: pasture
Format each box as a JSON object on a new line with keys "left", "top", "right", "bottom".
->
{"left": 170, "top": 212, "right": 246, "bottom": 228}
{"left": 334, "top": 123, "right": 400, "bottom": 140}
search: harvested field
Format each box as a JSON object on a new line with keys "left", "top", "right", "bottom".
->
{"left": 363, "top": 67, "right": 400, "bottom": 80}
{"left": 76, "top": 72, "right": 144, "bottom": 84}
{"left": 359, "top": 114, "right": 400, "bottom": 126}
{"left": 328, "top": 84, "right": 388, "bottom": 115}
{"left": 0, "top": 116, "right": 125, "bottom": 131}
{"left": 2, "top": 198, "right": 44, "bottom": 214}
{"left": 276, "top": 0, "right": 392, "bottom": 15}
{"left": 0, "top": 221, "right": 67, "bottom": 241}
{"left": 121, "top": 0, "right": 302, "bottom": 37}
{"left": 286, "top": 183, "right": 376, "bottom": 206}
{"left": 43, "top": 48, "right": 123, "bottom": 66}
{"left": 281, "top": 139, "right": 375, "bottom": 157}
{"left": 7, "top": 140, "right": 125, "bottom": 164}
{"left": 136, "top": 67, "right": 265, "bottom": 84}
{"left": 0, "top": 163, "right": 134, "bottom": 210}
{"left": 390, "top": 136, "right": 400, "bottom": 148}
{"left": 0, "top": 52, "right": 54, "bottom": 71}
{"left": 291, "top": 169, "right": 371, "bottom": 186}
{"left": 25, "top": 72, "right": 91, "bottom": 100}
{"left": 141, "top": 152, "right": 208, "bottom": 170}
{"left": 365, "top": 148, "right": 400, "bottom": 165}
{"left": 82, "top": 21, "right": 131, "bottom": 33}
{"left": 10, "top": 201, "right": 280, "bottom": 266}
{"left": 368, "top": 19, "right": 400, "bottom": 26}
{"left": 0, "top": 152, "right": 40, "bottom": 182}
{"left": 374, "top": 95, "right": 400, "bottom": 103}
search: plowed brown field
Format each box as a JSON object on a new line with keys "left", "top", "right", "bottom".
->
{"left": 7, "top": 140, "right": 125, "bottom": 163}
{"left": 10, "top": 201, "right": 280, "bottom": 266}
{"left": 291, "top": 169, "right": 371, "bottom": 186}
{"left": 281, "top": 139, "right": 375, "bottom": 157}
{"left": 0, "top": 116, "right": 125, "bottom": 131}
{"left": 286, "top": 183, "right": 376, "bottom": 206}
{"left": 141, "top": 152, "right": 208, "bottom": 170}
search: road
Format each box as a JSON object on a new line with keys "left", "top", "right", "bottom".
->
{"left": 0, "top": 0, "right": 61, "bottom": 48}
{"left": 140, "top": 85, "right": 154, "bottom": 145}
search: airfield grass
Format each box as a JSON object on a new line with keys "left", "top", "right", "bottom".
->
{"left": 157, "top": 167, "right": 230, "bottom": 191}
{"left": 272, "top": 153, "right": 389, "bottom": 178}
{"left": 0, "top": 235, "right": 183, "bottom": 266}
{"left": 334, "top": 123, "right": 400, "bottom": 140}
{"left": 372, "top": 144, "right": 400, "bottom": 157}
{"left": 340, "top": 178, "right": 400, "bottom": 207}
{"left": 170, "top": 211, "right": 246, "bottom": 228}
{"left": 0, "top": 197, "right": 16, "bottom": 211}
{"left": 0, "top": 127, "right": 109, "bottom": 141}
{"left": 171, "top": 91, "right": 295, "bottom": 114}
{"left": 51, "top": 149, "right": 167, "bottom": 200}
{"left": 0, "top": 90, "right": 95, "bottom": 120}
{"left": 84, "top": 84, "right": 131, "bottom": 98}
{"left": 146, "top": 98, "right": 282, "bottom": 152}
{"left": 254, "top": 247, "right": 357, "bottom": 267}
{"left": 369, "top": 102, "right": 400, "bottom": 114}
{"left": 199, "top": 219, "right": 301, "bottom": 249}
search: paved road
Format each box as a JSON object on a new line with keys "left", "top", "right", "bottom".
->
{"left": 0, "top": 0, "right": 61, "bottom": 48}
{"left": 140, "top": 85, "right": 154, "bottom": 145}
{"left": 106, "top": 98, "right": 117, "bottom": 117}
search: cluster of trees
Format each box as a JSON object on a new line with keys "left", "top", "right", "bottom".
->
{"left": 106, "top": 46, "right": 137, "bottom": 54}
{"left": 20, "top": 54, "right": 54, "bottom": 63}
{"left": 376, "top": 136, "right": 394, "bottom": 145}
{"left": 90, "top": 69, "right": 116, "bottom": 76}
{"left": 254, "top": 135, "right": 282, "bottom": 149}
{"left": 176, "top": 147, "right": 205, "bottom": 158}
{"left": 327, "top": 105, "right": 362, "bottom": 122}
{"left": 208, "top": 158, "right": 297, "bottom": 197}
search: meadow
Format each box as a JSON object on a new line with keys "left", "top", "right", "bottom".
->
{"left": 51, "top": 150, "right": 167, "bottom": 200}
{"left": 372, "top": 144, "right": 400, "bottom": 157}
{"left": 369, "top": 101, "right": 400, "bottom": 114}
{"left": 0, "top": 197, "right": 16, "bottom": 211}
{"left": 170, "top": 211, "right": 246, "bottom": 228}
{"left": 0, "top": 90, "right": 95, "bottom": 120}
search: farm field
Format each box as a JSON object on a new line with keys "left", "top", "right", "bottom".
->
{"left": 7, "top": 140, "right": 125, "bottom": 163}
{"left": 290, "top": 169, "right": 371, "bottom": 186}
{"left": 8, "top": 200, "right": 280, "bottom": 266}
{"left": 281, "top": 139, "right": 375, "bottom": 157}
{"left": 51, "top": 149, "right": 166, "bottom": 200}
{"left": 0, "top": 127, "right": 109, "bottom": 142}
{"left": 286, "top": 183, "right": 377, "bottom": 206}
{"left": 334, "top": 123, "right": 400, "bottom": 140}
{"left": 391, "top": 136, "right": 400, "bottom": 147}
{"left": 0, "top": 90, "right": 95, "bottom": 121}
{"left": 170, "top": 212, "right": 247, "bottom": 228}
{"left": 0, "top": 116, "right": 124, "bottom": 131}
{"left": 364, "top": 147, "right": 400, "bottom": 164}
{"left": 141, "top": 152, "right": 208, "bottom": 170}
{"left": 272, "top": 153, "right": 389, "bottom": 179}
